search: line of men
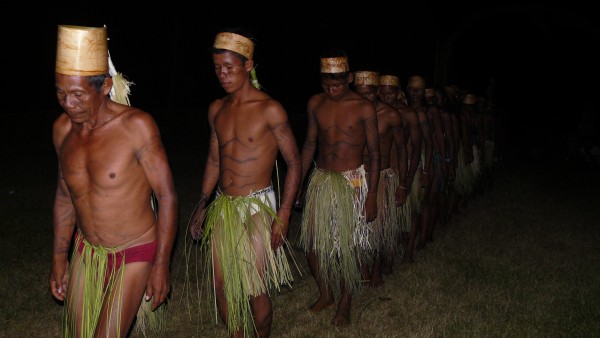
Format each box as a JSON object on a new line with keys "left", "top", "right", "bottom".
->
{"left": 49, "top": 25, "right": 496, "bottom": 338}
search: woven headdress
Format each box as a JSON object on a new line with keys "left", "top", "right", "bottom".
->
{"left": 213, "top": 31, "right": 262, "bottom": 90}
{"left": 354, "top": 71, "right": 379, "bottom": 86}
{"left": 407, "top": 75, "right": 426, "bottom": 90}
{"left": 320, "top": 57, "right": 349, "bottom": 73}
{"left": 56, "top": 25, "right": 133, "bottom": 105}
{"left": 380, "top": 75, "right": 400, "bottom": 87}
{"left": 213, "top": 32, "right": 254, "bottom": 59}
{"left": 463, "top": 93, "right": 476, "bottom": 105}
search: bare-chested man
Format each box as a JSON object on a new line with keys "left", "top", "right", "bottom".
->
{"left": 188, "top": 29, "right": 301, "bottom": 338}
{"left": 49, "top": 25, "right": 178, "bottom": 337}
{"left": 353, "top": 70, "right": 407, "bottom": 286}
{"left": 422, "top": 85, "right": 448, "bottom": 244}
{"left": 403, "top": 75, "right": 436, "bottom": 258}
{"left": 297, "top": 50, "right": 380, "bottom": 326}
{"left": 378, "top": 74, "right": 422, "bottom": 262}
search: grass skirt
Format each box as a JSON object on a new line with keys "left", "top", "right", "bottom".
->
{"left": 299, "top": 166, "right": 368, "bottom": 299}
{"left": 455, "top": 144, "right": 474, "bottom": 196}
{"left": 64, "top": 234, "right": 165, "bottom": 338}
{"left": 198, "top": 191, "right": 296, "bottom": 336}
{"left": 409, "top": 169, "right": 423, "bottom": 214}
{"left": 371, "top": 168, "right": 401, "bottom": 259}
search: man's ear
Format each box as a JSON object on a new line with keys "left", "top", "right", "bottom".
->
{"left": 102, "top": 76, "right": 113, "bottom": 96}
{"left": 347, "top": 72, "right": 354, "bottom": 84}
{"left": 245, "top": 59, "right": 254, "bottom": 72}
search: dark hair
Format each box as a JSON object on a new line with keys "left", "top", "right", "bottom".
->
{"left": 210, "top": 27, "right": 257, "bottom": 63}
{"left": 87, "top": 74, "right": 109, "bottom": 92}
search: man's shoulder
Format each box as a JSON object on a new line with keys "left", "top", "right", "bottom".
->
{"left": 118, "top": 107, "right": 159, "bottom": 134}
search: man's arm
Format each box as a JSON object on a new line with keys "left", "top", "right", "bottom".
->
{"left": 364, "top": 104, "right": 380, "bottom": 222}
{"left": 297, "top": 99, "right": 319, "bottom": 204}
{"left": 50, "top": 166, "right": 76, "bottom": 302}
{"left": 133, "top": 113, "right": 178, "bottom": 311}
{"left": 418, "top": 108, "right": 434, "bottom": 190}
{"left": 392, "top": 111, "right": 408, "bottom": 206}
{"left": 430, "top": 106, "right": 447, "bottom": 174}
{"left": 266, "top": 102, "right": 301, "bottom": 249}
{"left": 441, "top": 110, "right": 455, "bottom": 174}
{"left": 404, "top": 108, "right": 422, "bottom": 190}
{"left": 189, "top": 109, "right": 220, "bottom": 240}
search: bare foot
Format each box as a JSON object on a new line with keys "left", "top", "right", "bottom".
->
{"left": 309, "top": 298, "right": 334, "bottom": 312}
{"left": 369, "top": 273, "right": 384, "bottom": 288}
{"left": 331, "top": 310, "right": 350, "bottom": 326}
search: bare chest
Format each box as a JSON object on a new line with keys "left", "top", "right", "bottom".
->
{"left": 60, "top": 129, "right": 139, "bottom": 191}
{"left": 214, "top": 110, "right": 271, "bottom": 150}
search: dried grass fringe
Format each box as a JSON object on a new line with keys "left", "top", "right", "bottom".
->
{"left": 64, "top": 234, "right": 166, "bottom": 338}
{"left": 184, "top": 191, "right": 298, "bottom": 337}
{"left": 299, "top": 166, "right": 369, "bottom": 300}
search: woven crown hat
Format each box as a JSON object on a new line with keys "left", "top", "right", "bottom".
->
{"left": 354, "top": 71, "right": 379, "bottom": 86}
{"left": 213, "top": 32, "right": 254, "bottom": 59}
{"left": 407, "top": 75, "right": 426, "bottom": 89}
{"left": 56, "top": 25, "right": 108, "bottom": 76}
{"left": 463, "top": 93, "right": 477, "bottom": 105}
{"left": 380, "top": 75, "right": 400, "bottom": 87}
{"left": 320, "top": 57, "right": 349, "bottom": 73}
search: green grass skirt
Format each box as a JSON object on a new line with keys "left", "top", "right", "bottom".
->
{"left": 299, "top": 166, "right": 369, "bottom": 299}
{"left": 369, "top": 168, "right": 402, "bottom": 259}
{"left": 455, "top": 144, "right": 474, "bottom": 196}
{"left": 64, "top": 234, "right": 165, "bottom": 338}
{"left": 198, "top": 192, "right": 297, "bottom": 336}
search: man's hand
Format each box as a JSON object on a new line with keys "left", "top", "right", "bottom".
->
{"left": 145, "top": 263, "right": 170, "bottom": 311}
{"left": 49, "top": 259, "right": 69, "bottom": 301}
{"left": 294, "top": 187, "right": 305, "bottom": 209}
{"left": 395, "top": 186, "right": 407, "bottom": 207}
{"left": 189, "top": 199, "right": 207, "bottom": 240}
{"left": 271, "top": 208, "right": 290, "bottom": 250}
{"left": 365, "top": 193, "right": 378, "bottom": 222}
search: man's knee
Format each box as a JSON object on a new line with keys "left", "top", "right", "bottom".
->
{"left": 252, "top": 295, "right": 273, "bottom": 330}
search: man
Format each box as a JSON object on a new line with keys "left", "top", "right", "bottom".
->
{"left": 404, "top": 75, "right": 437, "bottom": 258}
{"left": 49, "top": 25, "right": 178, "bottom": 337}
{"left": 353, "top": 70, "right": 407, "bottom": 285}
{"left": 378, "top": 74, "right": 421, "bottom": 262}
{"left": 188, "top": 29, "right": 301, "bottom": 338}
{"left": 297, "top": 50, "right": 380, "bottom": 326}
{"left": 422, "top": 84, "right": 449, "bottom": 244}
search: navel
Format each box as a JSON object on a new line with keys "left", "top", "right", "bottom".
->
{"left": 109, "top": 173, "right": 116, "bottom": 179}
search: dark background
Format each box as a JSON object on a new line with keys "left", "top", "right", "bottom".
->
{"left": 5, "top": 3, "right": 600, "bottom": 162}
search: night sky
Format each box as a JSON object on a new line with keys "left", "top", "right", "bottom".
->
{"left": 6, "top": 3, "right": 600, "bottom": 160}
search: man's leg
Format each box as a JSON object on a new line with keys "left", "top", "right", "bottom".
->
{"left": 248, "top": 212, "right": 273, "bottom": 338}
{"left": 210, "top": 231, "right": 243, "bottom": 338}
{"left": 250, "top": 293, "right": 272, "bottom": 338}
{"left": 64, "top": 253, "right": 85, "bottom": 337}
{"left": 307, "top": 249, "right": 334, "bottom": 312}
{"left": 404, "top": 213, "right": 419, "bottom": 263}
{"left": 369, "top": 253, "right": 384, "bottom": 287}
{"left": 331, "top": 284, "right": 352, "bottom": 326}
{"left": 94, "top": 261, "right": 152, "bottom": 337}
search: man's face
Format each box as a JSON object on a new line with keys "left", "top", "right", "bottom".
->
{"left": 321, "top": 77, "right": 349, "bottom": 100}
{"left": 379, "top": 85, "right": 398, "bottom": 105}
{"left": 407, "top": 86, "right": 424, "bottom": 103}
{"left": 354, "top": 85, "right": 378, "bottom": 102}
{"left": 55, "top": 73, "right": 105, "bottom": 124}
{"left": 213, "top": 51, "right": 249, "bottom": 93}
